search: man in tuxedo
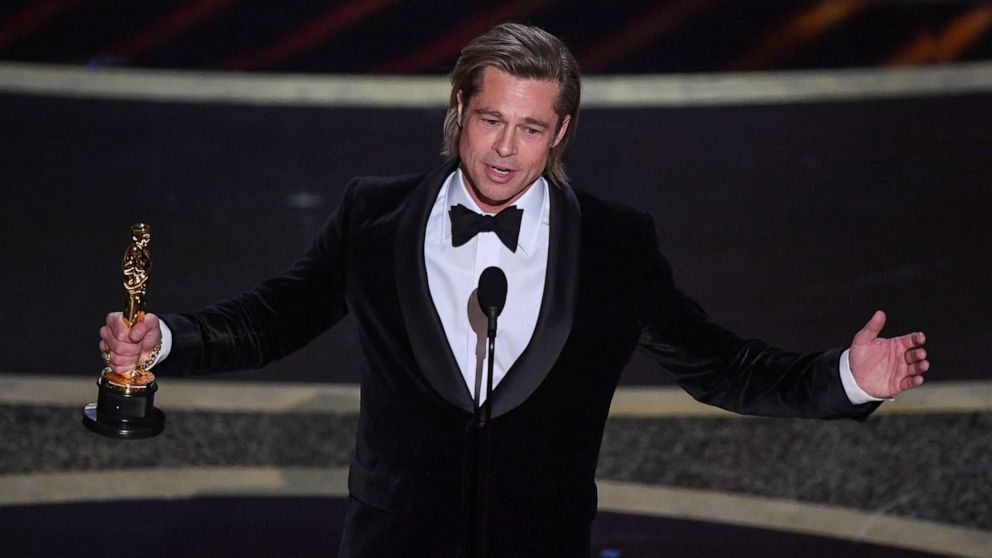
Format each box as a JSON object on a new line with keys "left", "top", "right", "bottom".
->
{"left": 100, "top": 23, "right": 930, "bottom": 557}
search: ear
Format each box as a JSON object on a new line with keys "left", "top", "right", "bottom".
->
{"left": 551, "top": 114, "right": 571, "bottom": 148}
{"left": 456, "top": 90, "right": 465, "bottom": 127}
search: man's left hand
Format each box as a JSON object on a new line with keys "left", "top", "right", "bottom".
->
{"left": 850, "top": 310, "right": 930, "bottom": 399}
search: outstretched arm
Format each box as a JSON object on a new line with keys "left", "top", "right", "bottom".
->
{"left": 849, "top": 310, "right": 929, "bottom": 399}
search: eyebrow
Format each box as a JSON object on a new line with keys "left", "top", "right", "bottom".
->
{"left": 473, "top": 108, "right": 551, "bottom": 129}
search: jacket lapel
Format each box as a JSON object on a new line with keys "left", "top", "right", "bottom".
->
{"left": 394, "top": 164, "right": 582, "bottom": 417}
{"left": 394, "top": 160, "right": 476, "bottom": 412}
{"left": 489, "top": 178, "right": 581, "bottom": 418}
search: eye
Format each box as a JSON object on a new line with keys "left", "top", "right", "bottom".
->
{"left": 483, "top": 118, "right": 499, "bottom": 126}
{"left": 526, "top": 127, "right": 540, "bottom": 135}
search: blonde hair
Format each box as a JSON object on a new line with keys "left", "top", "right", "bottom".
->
{"left": 441, "top": 23, "right": 581, "bottom": 185}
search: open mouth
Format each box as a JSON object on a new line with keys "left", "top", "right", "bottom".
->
{"left": 488, "top": 164, "right": 515, "bottom": 178}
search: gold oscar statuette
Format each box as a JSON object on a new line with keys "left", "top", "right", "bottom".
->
{"left": 82, "top": 223, "right": 166, "bottom": 439}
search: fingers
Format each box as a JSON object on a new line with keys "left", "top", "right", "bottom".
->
{"left": 99, "top": 334, "right": 140, "bottom": 372}
{"left": 894, "top": 330, "right": 927, "bottom": 350}
{"left": 899, "top": 333, "right": 929, "bottom": 382}
{"left": 852, "top": 310, "right": 886, "bottom": 346}
{"left": 106, "top": 352, "right": 139, "bottom": 373}
{"left": 904, "top": 347, "right": 927, "bottom": 365}
{"left": 900, "top": 374, "right": 924, "bottom": 392}
{"left": 105, "top": 312, "right": 131, "bottom": 342}
{"left": 98, "top": 325, "right": 113, "bottom": 349}
{"left": 130, "top": 313, "right": 162, "bottom": 344}
{"left": 101, "top": 312, "right": 161, "bottom": 373}
{"left": 894, "top": 357, "right": 930, "bottom": 398}
{"left": 100, "top": 318, "right": 141, "bottom": 354}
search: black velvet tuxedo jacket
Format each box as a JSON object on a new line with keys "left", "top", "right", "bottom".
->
{"left": 161, "top": 160, "right": 877, "bottom": 557}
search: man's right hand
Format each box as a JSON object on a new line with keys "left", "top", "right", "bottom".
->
{"left": 99, "top": 312, "right": 162, "bottom": 373}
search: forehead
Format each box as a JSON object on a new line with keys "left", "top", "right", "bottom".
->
{"left": 468, "top": 67, "right": 560, "bottom": 117}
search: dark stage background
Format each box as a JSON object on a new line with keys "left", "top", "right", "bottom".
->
{"left": 3, "top": 3, "right": 992, "bottom": 556}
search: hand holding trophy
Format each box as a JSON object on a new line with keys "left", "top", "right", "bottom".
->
{"left": 82, "top": 223, "right": 166, "bottom": 438}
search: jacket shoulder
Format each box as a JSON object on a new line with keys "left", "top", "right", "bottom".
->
{"left": 572, "top": 187, "right": 655, "bottom": 234}
{"left": 335, "top": 170, "right": 433, "bottom": 225}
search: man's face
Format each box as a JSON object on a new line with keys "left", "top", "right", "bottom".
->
{"left": 457, "top": 67, "right": 570, "bottom": 213}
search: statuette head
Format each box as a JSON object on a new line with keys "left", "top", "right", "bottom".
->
{"left": 130, "top": 223, "right": 151, "bottom": 247}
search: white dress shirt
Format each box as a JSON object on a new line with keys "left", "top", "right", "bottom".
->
{"left": 424, "top": 169, "right": 549, "bottom": 404}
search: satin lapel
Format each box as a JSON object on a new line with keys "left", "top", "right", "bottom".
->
{"left": 394, "top": 160, "right": 475, "bottom": 413}
{"left": 490, "top": 180, "right": 581, "bottom": 418}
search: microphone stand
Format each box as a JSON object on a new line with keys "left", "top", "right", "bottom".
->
{"left": 472, "top": 309, "right": 497, "bottom": 558}
{"left": 467, "top": 266, "right": 505, "bottom": 558}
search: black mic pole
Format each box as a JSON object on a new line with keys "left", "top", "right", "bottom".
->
{"left": 475, "top": 306, "right": 496, "bottom": 558}
{"left": 467, "top": 359, "right": 482, "bottom": 558}
{"left": 471, "top": 267, "right": 507, "bottom": 558}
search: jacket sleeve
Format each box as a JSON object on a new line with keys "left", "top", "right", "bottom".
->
{"left": 154, "top": 179, "right": 357, "bottom": 376}
{"left": 633, "top": 213, "right": 879, "bottom": 420}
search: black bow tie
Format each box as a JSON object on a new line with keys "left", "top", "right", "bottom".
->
{"left": 449, "top": 204, "right": 523, "bottom": 252}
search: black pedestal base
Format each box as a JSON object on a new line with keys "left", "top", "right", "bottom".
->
{"left": 81, "top": 373, "right": 165, "bottom": 439}
{"left": 82, "top": 403, "right": 165, "bottom": 439}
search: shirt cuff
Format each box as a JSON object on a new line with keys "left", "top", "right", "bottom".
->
{"left": 839, "top": 347, "right": 885, "bottom": 404}
{"left": 147, "top": 319, "right": 173, "bottom": 369}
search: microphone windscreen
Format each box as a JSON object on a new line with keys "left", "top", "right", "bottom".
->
{"left": 477, "top": 266, "right": 508, "bottom": 317}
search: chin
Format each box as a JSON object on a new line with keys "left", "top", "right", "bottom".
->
{"left": 481, "top": 186, "right": 522, "bottom": 206}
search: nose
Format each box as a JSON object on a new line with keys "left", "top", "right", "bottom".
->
{"left": 493, "top": 127, "right": 516, "bottom": 158}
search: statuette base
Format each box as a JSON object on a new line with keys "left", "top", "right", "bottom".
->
{"left": 81, "top": 370, "right": 165, "bottom": 439}
{"left": 103, "top": 368, "right": 156, "bottom": 390}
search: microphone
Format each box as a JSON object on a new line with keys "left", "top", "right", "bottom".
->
{"left": 477, "top": 266, "right": 507, "bottom": 339}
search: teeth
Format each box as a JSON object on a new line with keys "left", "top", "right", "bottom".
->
{"left": 492, "top": 167, "right": 510, "bottom": 175}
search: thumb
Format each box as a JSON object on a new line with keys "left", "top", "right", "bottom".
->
{"left": 852, "top": 310, "right": 886, "bottom": 346}
{"left": 128, "top": 314, "right": 160, "bottom": 344}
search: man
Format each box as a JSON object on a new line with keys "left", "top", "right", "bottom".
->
{"left": 100, "top": 23, "right": 929, "bottom": 557}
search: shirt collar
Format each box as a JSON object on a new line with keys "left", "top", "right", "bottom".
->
{"left": 440, "top": 168, "right": 548, "bottom": 256}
